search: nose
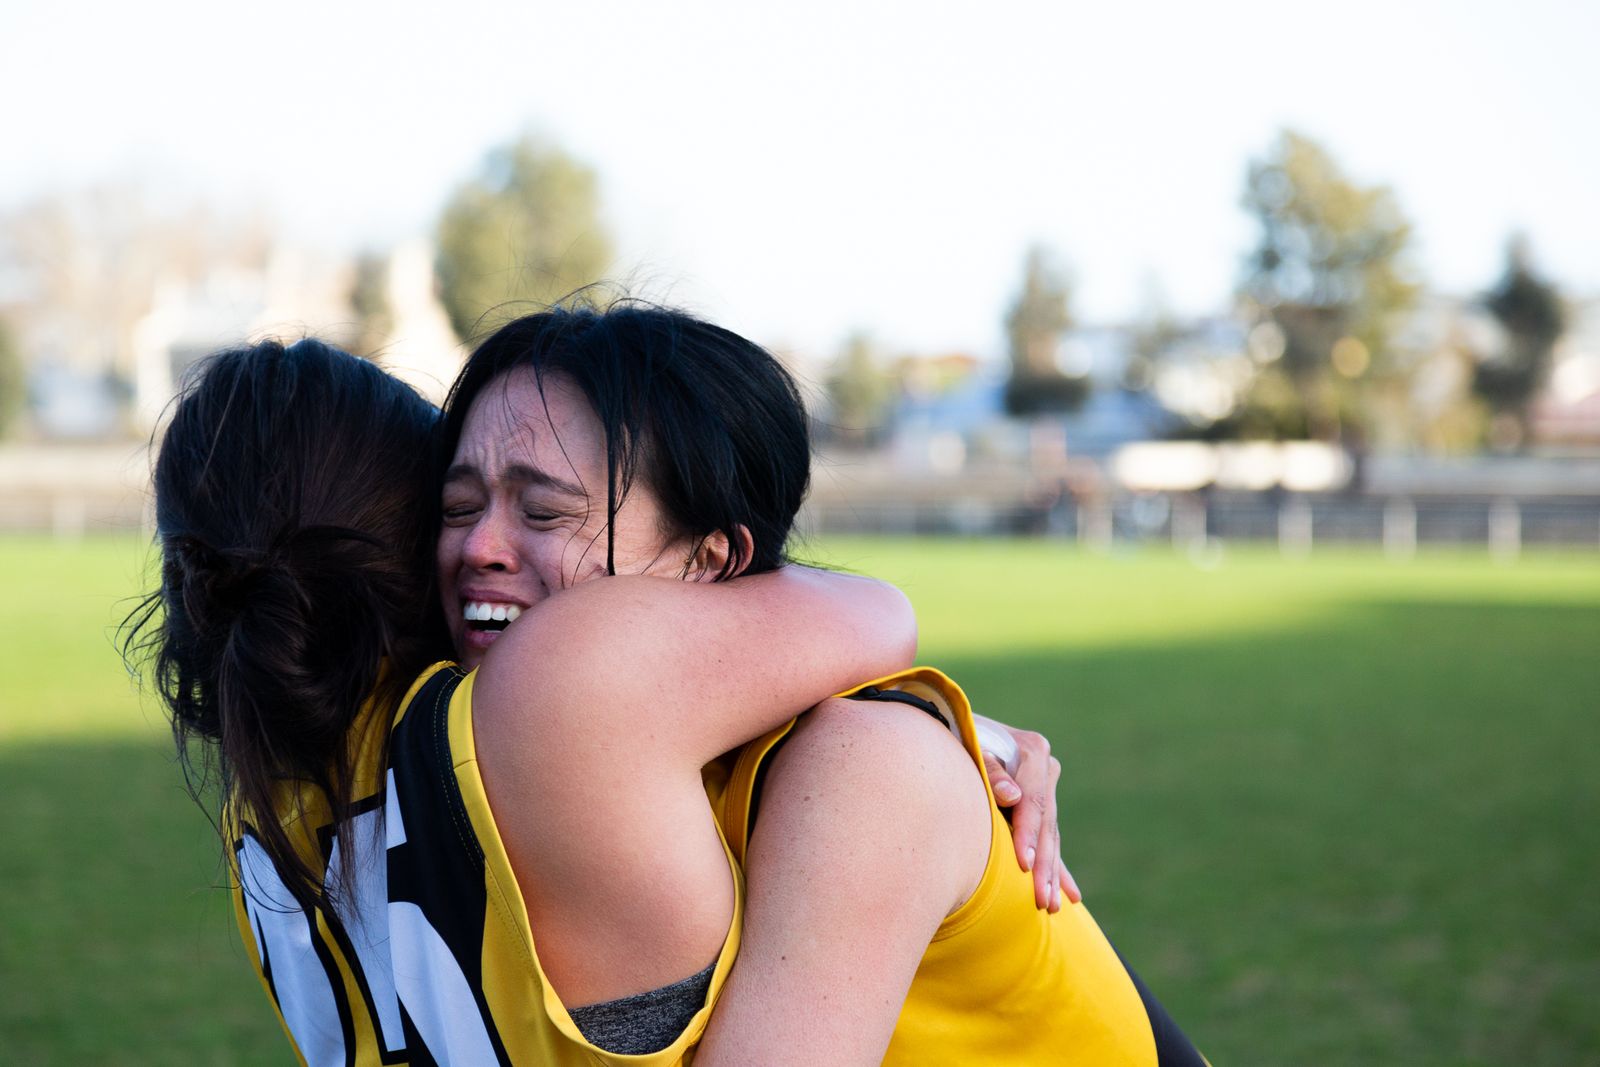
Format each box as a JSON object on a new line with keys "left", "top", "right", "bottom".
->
{"left": 461, "top": 505, "right": 519, "bottom": 572}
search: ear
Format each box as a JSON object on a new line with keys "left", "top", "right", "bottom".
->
{"left": 685, "top": 525, "right": 755, "bottom": 582}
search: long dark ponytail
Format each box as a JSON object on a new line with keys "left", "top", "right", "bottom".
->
{"left": 124, "top": 338, "right": 448, "bottom": 911}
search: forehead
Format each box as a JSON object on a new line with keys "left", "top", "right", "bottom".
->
{"left": 452, "top": 368, "right": 603, "bottom": 477}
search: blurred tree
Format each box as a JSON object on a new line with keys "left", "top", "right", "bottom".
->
{"left": 825, "top": 331, "right": 895, "bottom": 446}
{"left": 1004, "top": 246, "right": 1087, "bottom": 415}
{"left": 434, "top": 136, "right": 613, "bottom": 342}
{"left": 1126, "top": 274, "right": 1182, "bottom": 392}
{"left": 1238, "top": 130, "right": 1419, "bottom": 441}
{"left": 1472, "top": 236, "right": 1565, "bottom": 452}
{"left": 348, "top": 250, "right": 394, "bottom": 357}
{"left": 0, "top": 317, "right": 24, "bottom": 438}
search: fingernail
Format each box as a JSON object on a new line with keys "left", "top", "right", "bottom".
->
{"left": 998, "top": 782, "right": 1020, "bottom": 800}
{"left": 1024, "top": 846, "right": 1035, "bottom": 871}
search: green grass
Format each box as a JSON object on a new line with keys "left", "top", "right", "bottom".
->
{"left": 0, "top": 536, "right": 283, "bottom": 1064}
{"left": 3, "top": 535, "right": 1598, "bottom": 1063}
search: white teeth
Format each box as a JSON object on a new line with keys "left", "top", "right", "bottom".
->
{"left": 463, "top": 601, "right": 521, "bottom": 623}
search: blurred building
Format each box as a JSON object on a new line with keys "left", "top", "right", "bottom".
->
{"left": 1, "top": 184, "right": 467, "bottom": 438}
{"left": 128, "top": 243, "right": 354, "bottom": 431}
{"left": 354, "top": 239, "right": 464, "bottom": 406}
{"left": 1531, "top": 297, "right": 1600, "bottom": 447}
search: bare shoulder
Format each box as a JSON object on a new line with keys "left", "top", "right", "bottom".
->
{"left": 698, "top": 697, "right": 990, "bottom": 1064}
{"left": 762, "top": 696, "right": 992, "bottom": 910}
{"left": 784, "top": 696, "right": 983, "bottom": 786}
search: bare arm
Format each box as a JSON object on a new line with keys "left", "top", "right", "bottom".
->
{"left": 476, "top": 565, "right": 916, "bottom": 768}
{"left": 469, "top": 566, "right": 916, "bottom": 1008}
{"left": 695, "top": 699, "right": 992, "bottom": 1066}
{"left": 494, "top": 564, "right": 1074, "bottom": 912}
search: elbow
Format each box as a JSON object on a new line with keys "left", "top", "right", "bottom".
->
{"left": 894, "top": 585, "right": 918, "bottom": 664}
{"left": 870, "top": 578, "right": 918, "bottom": 669}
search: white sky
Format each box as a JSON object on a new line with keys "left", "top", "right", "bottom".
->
{"left": 3, "top": 0, "right": 1597, "bottom": 358}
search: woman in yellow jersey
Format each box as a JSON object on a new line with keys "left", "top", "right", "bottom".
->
{"left": 437, "top": 303, "right": 1207, "bottom": 1065}
{"left": 130, "top": 324, "right": 1073, "bottom": 1064}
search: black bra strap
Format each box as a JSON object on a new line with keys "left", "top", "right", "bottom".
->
{"left": 846, "top": 685, "right": 948, "bottom": 727}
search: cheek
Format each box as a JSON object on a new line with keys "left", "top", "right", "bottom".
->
{"left": 435, "top": 533, "right": 459, "bottom": 589}
{"left": 605, "top": 495, "right": 682, "bottom": 577}
{"left": 551, "top": 527, "right": 613, "bottom": 586}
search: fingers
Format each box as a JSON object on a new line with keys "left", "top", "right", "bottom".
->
{"left": 992, "top": 728, "right": 1069, "bottom": 912}
{"left": 1032, "top": 754, "right": 1063, "bottom": 912}
{"left": 983, "top": 752, "right": 1023, "bottom": 805}
{"left": 1005, "top": 732, "right": 1051, "bottom": 894}
{"left": 1058, "top": 859, "right": 1082, "bottom": 905}
{"left": 1006, "top": 744, "right": 1045, "bottom": 878}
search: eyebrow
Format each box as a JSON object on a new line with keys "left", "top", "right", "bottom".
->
{"left": 443, "top": 462, "right": 586, "bottom": 498}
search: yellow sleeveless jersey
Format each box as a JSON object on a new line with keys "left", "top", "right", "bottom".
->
{"left": 228, "top": 661, "right": 743, "bottom": 1067}
{"left": 706, "top": 666, "right": 1209, "bottom": 1066}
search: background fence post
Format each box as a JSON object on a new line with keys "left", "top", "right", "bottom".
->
{"left": 1080, "top": 500, "right": 1113, "bottom": 553}
{"left": 1384, "top": 497, "right": 1417, "bottom": 560}
{"left": 1489, "top": 498, "right": 1522, "bottom": 562}
{"left": 1172, "top": 495, "right": 1207, "bottom": 552}
{"left": 51, "top": 495, "right": 87, "bottom": 541}
{"left": 1279, "top": 497, "right": 1313, "bottom": 558}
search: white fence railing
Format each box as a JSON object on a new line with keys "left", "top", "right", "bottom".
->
{"left": 799, "top": 493, "right": 1600, "bottom": 556}
{"left": 5, "top": 444, "right": 1600, "bottom": 555}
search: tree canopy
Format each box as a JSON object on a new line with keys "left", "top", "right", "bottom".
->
{"left": 434, "top": 137, "right": 613, "bottom": 341}
{"left": 1003, "top": 245, "right": 1086, "bottom": 416}
{"left": 347, "top": 250, "right": 394, "bottom": 358}
{"left": 825, "top": 332, "right": 895, "bottom": 446}
{"left": 1472, "top": 236, "right": 1565, "bottom": 450}
{"left": 1238, "top": 130, "right": 1419, "bottom": 440}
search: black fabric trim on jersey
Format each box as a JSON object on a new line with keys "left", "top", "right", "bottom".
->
{"left": 309, "top": 788, "right": 412, "bottom": 1063}
{"left": 386, "top": 666, "right": 513, "bottom": 1067}
{"left": 319, "top": 862, "right": 410, "bottom": 1065}
{"left": 251, "top": 909, "right": 277, "bottom": 1007}
{"left": 311, "top": 903, "right": 360, "bottom": 1067}
{"left": 313, "top": 790, "right": 389, "bottom": 863}
{"left": 284, "top": 773, "right": 408, "bottom": 1064}
{"left": 235, "top": 830, "right": 361, "bottom": 1067}
{"left": 399, "top": 1004, "right": 441, "bottom": 1067}
{"left": 845, "top": 685, "right": 949, "bottom": 726}
{"left": 430, "top": 670, "right": 485, "bottom": 868}
{"left": 1113, "top": 946, "right": 1209, "bottom": 1067}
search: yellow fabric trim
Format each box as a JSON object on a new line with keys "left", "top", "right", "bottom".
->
{"left": 389, "top": 659, "right": 457, "bottom": 731}
{"left": 830, "top": 667, "right": 1007, "bottom": 939}
{"left": 717, "top": 667, "right": 1164, "bottom": 1066}
{"left": 448, "top": 668, "right": 745, "bottom": 1066}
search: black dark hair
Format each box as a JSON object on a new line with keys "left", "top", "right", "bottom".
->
{"left": 124, "top": 338, "right": 448, "bottom": 912}
{"left": 441, "top": 301, "right": 811, "bottom": 578}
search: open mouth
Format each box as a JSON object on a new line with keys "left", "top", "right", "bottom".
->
{"left": 463, "top": 601, "right": 523, "bottom": 635}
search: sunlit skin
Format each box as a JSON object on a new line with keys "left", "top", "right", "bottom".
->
{"left": 437, "top": 363, "right": 1077, "bottom": 910}
{"left": 437, "top": 367, "right": 715, "bottom": 669}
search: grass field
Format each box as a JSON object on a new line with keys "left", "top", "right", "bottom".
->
{"left": 2, "top": 534, "right": 1597, "bottom": 1064}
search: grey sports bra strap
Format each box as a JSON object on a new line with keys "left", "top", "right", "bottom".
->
{"left": 567, "top": 961, "right": 717, "bottom": 1055}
